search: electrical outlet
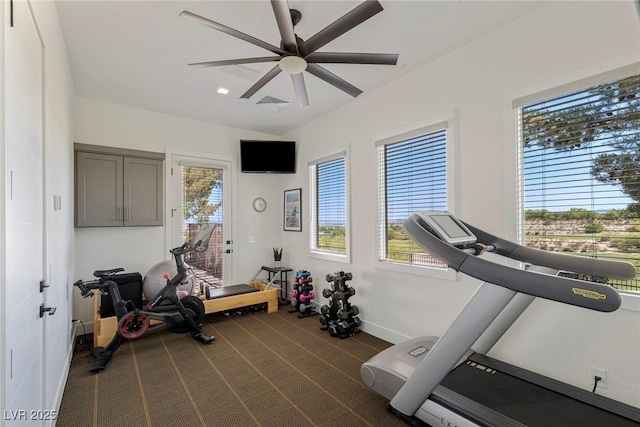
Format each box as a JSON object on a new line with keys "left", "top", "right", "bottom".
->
{"left": 590, "top": 367, "right": 607, "bottom": 389}
{"left": 74, "top": 333, "right": 93, "bottom": 352}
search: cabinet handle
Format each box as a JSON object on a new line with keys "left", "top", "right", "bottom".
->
{"left": 124, "top": 207, "right": 129, "bottom": 221}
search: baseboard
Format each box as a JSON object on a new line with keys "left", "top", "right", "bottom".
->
{"left": 359, "top": 319, "right": 411, "bottom": 345}
{"left": 308, "top": 304, "right": 409, "bottom": 345}
{"left": 50, "top": 322, "right": 80, "bottom": 427}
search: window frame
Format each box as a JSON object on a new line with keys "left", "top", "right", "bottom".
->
{"left": 374, "top": 112, "right": 458, "bottom": 280}
{"left": 308, "top": 149, "right": 351, "bottom": 264}
{"left": 509, "top": 61, "right": 640, "bottom": 305}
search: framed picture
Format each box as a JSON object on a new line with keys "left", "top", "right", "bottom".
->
{"left": 284, "top": 188, "right": 302, "bottom": 231}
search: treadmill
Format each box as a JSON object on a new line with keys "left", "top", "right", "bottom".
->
{"left": 361, "top": 211, "right": 640, "bottom": 426}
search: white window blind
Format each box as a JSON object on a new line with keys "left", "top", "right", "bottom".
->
{"left": 309, "top": 155, "right": 347, "bottom": 255}
{"left": 378, "top": 129, "right": 447, "bottom": 267}
{"left": 519, "top": 73, "right": 640, "bottom": 292}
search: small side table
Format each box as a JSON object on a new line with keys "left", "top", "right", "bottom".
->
{"left": 261, "top": 266, "right": 292, "bottom": 304}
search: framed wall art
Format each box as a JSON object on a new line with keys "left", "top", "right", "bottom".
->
{"left": 284, "top": 188, "right": 302, "bottom": 231}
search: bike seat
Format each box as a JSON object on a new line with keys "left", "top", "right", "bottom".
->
{"left": 93, "top": 268, "right": 125, "bottom": 278}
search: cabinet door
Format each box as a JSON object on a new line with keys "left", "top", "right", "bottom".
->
{"left": 76, "top": 152, "right": 124, "bottom": 227}
{"left": 124, "top": 157, "right": 163, "bottom": 226}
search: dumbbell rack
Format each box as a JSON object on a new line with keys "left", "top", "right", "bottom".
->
{"left": 289, "top": 270, "right": 318, "bottom": 318}
{"left": 319, "top": 271, "right": 361, "bottom": 338}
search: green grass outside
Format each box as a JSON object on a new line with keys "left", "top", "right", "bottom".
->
{"left": 387, "top": 235, "right": 640, "bottom": 291}
{"left": 318, "top": 234, "right": 346, "bottom": 252}
{"left": 317, "top": 224, "right": 640, "bottom": 291}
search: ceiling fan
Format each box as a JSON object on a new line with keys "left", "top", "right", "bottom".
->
{"left": 180, "top": 0, "right": 399, "bottom": 107}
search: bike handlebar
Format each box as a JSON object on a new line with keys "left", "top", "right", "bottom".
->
{"left": 73, "top": 278, "right": 101, "bottom": 298}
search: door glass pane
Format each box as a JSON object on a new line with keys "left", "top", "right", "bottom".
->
{"left": 181, "top": 165, "right": 224, "bottom": 286}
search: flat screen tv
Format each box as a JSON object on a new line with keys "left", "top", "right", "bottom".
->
{"left": 240, "top": 140, "right": 296, "bottom": 173}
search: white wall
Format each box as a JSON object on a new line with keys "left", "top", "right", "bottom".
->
{"left": 73, "top": 98, "right": 287, "bottom": 324}
{"left": 280, "top": 1, "right": 640, "bottom": 406}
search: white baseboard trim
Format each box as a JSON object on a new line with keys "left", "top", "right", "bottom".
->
{"left": 359, "top": 319, "right": 411, "bottom": 345}
{"left": 50, "top": 322, "right": 79, "bottom": 427}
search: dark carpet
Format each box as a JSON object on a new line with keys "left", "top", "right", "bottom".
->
{"left": 58, "top": 307, "right": 408, "bottom": 427}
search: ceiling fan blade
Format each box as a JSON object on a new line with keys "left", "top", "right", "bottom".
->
{"left": 189, "top": 56, "right": 281, "bottom": 68}
{"left": 241, "top": 65, "right": 282, "bottom": 99}
{"left": 291, "top": 73, "right": 310, "bottom": 107}
{"left": 306, "top": 64, "right": 362, "bottom": 98}
{"left": 271, "top": 0, "right": 298, "bottom": 53}
{"left": 306, "top": 52, "right": 398, "bottom": 65}
{"left": 180, "top": 10, "right": 288, "bottom": 56}
{"left": 298, "top": 1, "right": 384, "bottom": 57}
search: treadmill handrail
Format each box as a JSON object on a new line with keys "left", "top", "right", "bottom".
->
{"left": 403, "top": 213, "right": 630, "bottom": 312}
{"left": 462, "top": 221, "right": 637, "bottom": 281}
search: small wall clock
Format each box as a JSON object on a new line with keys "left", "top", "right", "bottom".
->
{"left": 252, "top": 197, "right": 267, "bottom": 212}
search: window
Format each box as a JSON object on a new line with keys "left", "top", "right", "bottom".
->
{"left": 309, "top": 152, "right": 349, "bottom": 262}
{"left": 180, "top": 165, "right": 224, "bottom": 284}
{"left": 518, "top": 73, "right": 640, "bottom": 292}
{"left": 377, "top": 125, "right": 449, "bottom": 269}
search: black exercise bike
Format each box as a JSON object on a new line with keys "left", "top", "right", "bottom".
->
{"left": 74, "top": 225, "right": 216, "bottom": 373}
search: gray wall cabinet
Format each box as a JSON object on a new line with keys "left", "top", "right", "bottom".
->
{"left": 75, "top": 144, "right": 164, "bottom": 227}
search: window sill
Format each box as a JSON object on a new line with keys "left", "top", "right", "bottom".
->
{"left": 375, "top": 259, "right": 459, "bottom": 281}
{"left": 620, "top": 292, "right": 640, "bottom": 312}
{"left": 309, "top": 249, "right": 351, "bottom": 264}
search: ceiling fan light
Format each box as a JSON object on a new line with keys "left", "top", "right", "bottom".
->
{"left": 279, "top": 56, "right": 307, "bottom": 74}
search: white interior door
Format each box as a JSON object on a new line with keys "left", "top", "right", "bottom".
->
{"left": 171, "top": 155, "right": 232, "bottom": 288}
{"left": 4, "top": 0, "right": 45, "bottom": 423}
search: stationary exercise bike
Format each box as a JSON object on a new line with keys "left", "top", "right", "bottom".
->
{"left": 74, "top": 224, "right": 216, "bottom": 373}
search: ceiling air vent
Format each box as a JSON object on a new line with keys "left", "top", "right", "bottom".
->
{"left": 256, "top": 96, "right": 291, "bottom": 112}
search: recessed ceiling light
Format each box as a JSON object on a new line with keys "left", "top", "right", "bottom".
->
{"left": 215, "top": 87, "right": 229, "bottom": 95}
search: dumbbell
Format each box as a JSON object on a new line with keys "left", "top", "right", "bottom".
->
{"left": 299, "top": 292, "right": 315, "bottom": 303}
{"left": 350, "top": 305, "right": 360, "bottom": 317}
{"left": 337, "top": 305, "right": 359, "bottom": 320}
{"left": 328, "top": 322, "right": 342, "bottom": 338}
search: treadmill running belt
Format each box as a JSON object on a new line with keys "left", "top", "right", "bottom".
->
{"left": 441, "top": 360, "right": 639, "bottom": 426}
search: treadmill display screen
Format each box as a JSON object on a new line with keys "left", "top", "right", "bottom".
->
{"left": 414, "top": 211, "right": 476, "bottom": 245}
{"left": 431, "top": 215, "right": 472, "bottom": 239}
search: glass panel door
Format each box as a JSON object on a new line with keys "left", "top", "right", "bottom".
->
{"left": 172, "top": 156, "right": 232, "bottom": 288}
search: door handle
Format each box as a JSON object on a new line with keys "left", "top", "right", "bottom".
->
{"left": 39, "top": 304, "right": 57, "bottom": 318}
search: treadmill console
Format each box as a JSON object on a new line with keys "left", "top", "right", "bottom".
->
{"left": 414, "top": 211, "right": 476, "bottom": 246}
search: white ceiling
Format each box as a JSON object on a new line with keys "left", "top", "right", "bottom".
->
{"left": 56, "top": 0, "right": 546, "bottom": 136}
